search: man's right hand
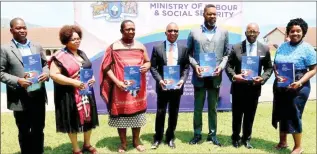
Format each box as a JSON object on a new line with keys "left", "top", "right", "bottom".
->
{"left": 159, "top": 80, "right": 167, "bottom": 91}
{"left": 233, "top": 74, "right": 246, "bottom": 83}
{"left": 195, "top": 65, "right": 202, "bottom": 77}
{"left": 18, "top": 78, "right": 32, "bottom": 88}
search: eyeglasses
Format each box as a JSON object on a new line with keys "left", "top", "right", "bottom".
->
{"left": 70, "top": 38, "right": 81, "bottom": 42}
{"left": 246, "top": 31, "right": 259, "bottom": 35}
{"left": 167, "top": 29, "right": 179, "bottom": 33}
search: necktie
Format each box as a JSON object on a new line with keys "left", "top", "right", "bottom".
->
{"left": 167, "top": 43, "right": 174, "bottom": 65}
{"left": 248, "top": 43, "right": 253, "bottom": 56}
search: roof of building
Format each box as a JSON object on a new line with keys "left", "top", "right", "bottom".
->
{"left": 1, "top": 28, "right": 63, "bottom": 48}
{"left": 263, "top": 27, "right": 316, "bottom": 47}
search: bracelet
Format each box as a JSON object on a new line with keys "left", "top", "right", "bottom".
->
{"left": 232, "top": 76, "right": 236, "bottom": 82}
{"left": 299, "top": 81, "right": 303, "bottom": 87}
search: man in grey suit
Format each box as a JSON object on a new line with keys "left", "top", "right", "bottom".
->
{"left": 0, "top": 18, "right": 49, "bottom": 154}
{"left": 150, "top": 22, "right": 189, "bottom": 149}
{"left": 225, "top": 23, "right": 273, "bottom": 149}
{"left": 187, "top": 4, "right": 229, "bottom": 146}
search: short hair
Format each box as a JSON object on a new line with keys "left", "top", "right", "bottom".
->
{"left": 59, "top": 25, "right": 82, "bottom": 45}
{"left": 204, "top": 4, "right": 216, "bottom": 12}
{"left": 10, "top": 17, "right": 25, "bottom": 28}
{"left": 120, "top": 20, "right": 134, "bottom": 31}
{"left": 286, "top": 18, "right": 308, "bottom": 38}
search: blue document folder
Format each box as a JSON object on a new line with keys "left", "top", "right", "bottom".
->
{"left": 79, "top": 68, "right": 93, "bottom": 95}
{"left": 163, "top": 65, "right": 180, "bottom": 90}
{"left": 276, "top": 63, "right": 295, "bottom": 88}
{"left": 199, "top": 53, "right": 216, "bottom": 77}
{"left": 241, "top": 56, "right": 259, "bottom": 81}
{"left": 22, "top": 54, "right": 43, "bottom": 92}
{"left": 124, "top": 66, "right": 141, "bottom": 91}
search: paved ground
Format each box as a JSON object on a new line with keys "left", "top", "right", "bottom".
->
{"left": 1, "top": 84, "right": 316, "bottom": 113}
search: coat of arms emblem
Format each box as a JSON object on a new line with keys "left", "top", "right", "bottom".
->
{"left": 91, "top": 2, "right": 138, "bottom": 22}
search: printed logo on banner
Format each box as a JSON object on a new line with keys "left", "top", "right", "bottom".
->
{"left": 91, "top": 2, "right": 138, "bottom": 22}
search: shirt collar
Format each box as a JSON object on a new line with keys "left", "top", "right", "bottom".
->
{"left": 166, "top": 40, "right": 177, "bottom": 46}
{"left": 202, "top": 23, "right": 217, "bottom": 33}
{"left": 246, "top": 39, "right": 257, "bottom": 46}
{"left": 12, "top": 39, "right": 30, "bottom": 48}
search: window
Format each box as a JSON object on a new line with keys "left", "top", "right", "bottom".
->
{"left": 45, "top": 49, "right": 51, "bottom": 56}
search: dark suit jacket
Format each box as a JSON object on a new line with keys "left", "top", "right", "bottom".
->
{"left": 225, "top": 40, "right": 273, "bottom": 97}
{"left": 0, "top": 40, "right": 49, "bottom": 111}
{"left": 150, "top": 41, "right": 190, "bottom": 94}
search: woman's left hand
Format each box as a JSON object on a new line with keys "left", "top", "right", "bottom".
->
{"left": 88, "top": 76, "right": 96, "bottom": 87}
{"left": 288, "top": 81, "right": 301, "bottom": 90}
{"left": 140, "top": 63, "right": 150, "bottom": 74}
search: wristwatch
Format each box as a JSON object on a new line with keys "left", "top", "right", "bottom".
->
{"left": 299, "top": 82, "right": 303, "bottom": 87}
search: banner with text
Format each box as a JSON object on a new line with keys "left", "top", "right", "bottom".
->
{"left": 74, "top": 2, "right": 243, "bottom": 114}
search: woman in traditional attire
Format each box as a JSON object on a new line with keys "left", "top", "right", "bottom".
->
{"left": 49, "top": 25, "right": 99, "bottom": 154}
{"left": 100, "top": 20, "right": 151, "bottom": 152}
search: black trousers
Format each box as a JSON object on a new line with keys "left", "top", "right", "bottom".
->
{"left": 154, "top": 90, "right": 181, "bottom": 142}
{"left": 231, "top": 92, "right": 259, "bottom": 142}
{"left": 13, "top": 101, "right": 46, "bottom": 154}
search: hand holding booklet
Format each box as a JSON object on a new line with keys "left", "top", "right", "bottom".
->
{"left": 22, "top": 54, "right": 43, "bottom": 92}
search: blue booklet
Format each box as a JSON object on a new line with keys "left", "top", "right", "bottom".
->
{"left": 22, "top": 54, "right": 43, "bottom": 92}
{"left": 79, "top": 68, "right": 93, "bottom": 95}
{"left": 199, "top": 53, "right": 216, "bottom": 77}
{"left": 124, "top": 66, "right": 141, "bottom": 91}
{"left": 163, "top": 65, "right": 180, "bottom": 90}
{"left": 241, "top": 56, "right": 259, "bottom": 81}
{"left": 276, "top": 63, "right": 295, "bottom": 88}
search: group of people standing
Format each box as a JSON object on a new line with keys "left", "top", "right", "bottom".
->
{"left": 1, "top": 4, "right": 316, "bottom": 154}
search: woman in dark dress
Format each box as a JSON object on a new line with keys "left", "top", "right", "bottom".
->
{"left": 49, "top": 25, "right": 99, "bottom": 154}
{"left": 272, "top": 18, "right": 316, "bottom": 154}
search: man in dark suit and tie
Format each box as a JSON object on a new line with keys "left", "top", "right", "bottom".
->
{"left": 0, "top": 18, "right": 49, "bottom": 154}
{"left": 150, "top": 22, "right": 190, "bottom": 149}
{"left": 225, "top": 23, "right": 273, "bottom": 149}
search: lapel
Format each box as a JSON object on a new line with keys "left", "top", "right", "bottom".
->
{"left": 256, "top": 41, "right": 262, "bottom": 56}
{"left": 241, "top": 40, "right": 247, "bottom": 56}
{"left": 199, "top": 26, "right": 210, "bottom": 43}
{"left": 161, "top": 41, "right": 167, "bottom": 65}
{"left": 211, "top": 27, "right": 221, "bottom": 44}
{"left": 29, "top": 42, "right": 38, "bottom": 54}
{"left": 177, "top": 42, "right": 182, "bottom": 64}
{"left": 10, "top": 41, "right": 23, "bottom": 64}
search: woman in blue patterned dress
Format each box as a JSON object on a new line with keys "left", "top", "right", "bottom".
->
{"left": 272, "top": 18, "right": 316, "bottom": 154}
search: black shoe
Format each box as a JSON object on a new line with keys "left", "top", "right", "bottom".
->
{"left": 151, "top": 140, "right": 161, "bottom": 149}
{"left": 189, "top": 135, "right": 202, "bottom": 145}
{"left": 232, "top": 140, "right": 240, "bottom": 148}
{"left": 166, "top": 139, "right": 176, "bottom": 149}
{"left": 207, "top": 136, "right": 222, "bottom": 147}
{"left": 242, "top": 140, "right": 253, "bottom": 149}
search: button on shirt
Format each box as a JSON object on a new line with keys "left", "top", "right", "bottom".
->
{"left": 166, "top": 40, "right": 178, "bottom": 66}
{"left": 12, "top": 39, "right": 32, "bottom": 56}
{"left": 202, "top": 24, "right": 217, "bottom": 41}
{"left": 246, "top": 40, "right": 257, "bottom": 56}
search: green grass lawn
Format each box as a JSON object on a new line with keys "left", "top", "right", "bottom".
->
{"left": 1, "top": 101, "right": 316, "bottom": 154}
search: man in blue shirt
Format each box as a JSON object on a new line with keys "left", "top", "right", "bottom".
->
{"left": 187, "top": 4, "right": 229, "bottom": 146}
{"left": 0, "top": 18, "right": 49, "bottom": 154}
